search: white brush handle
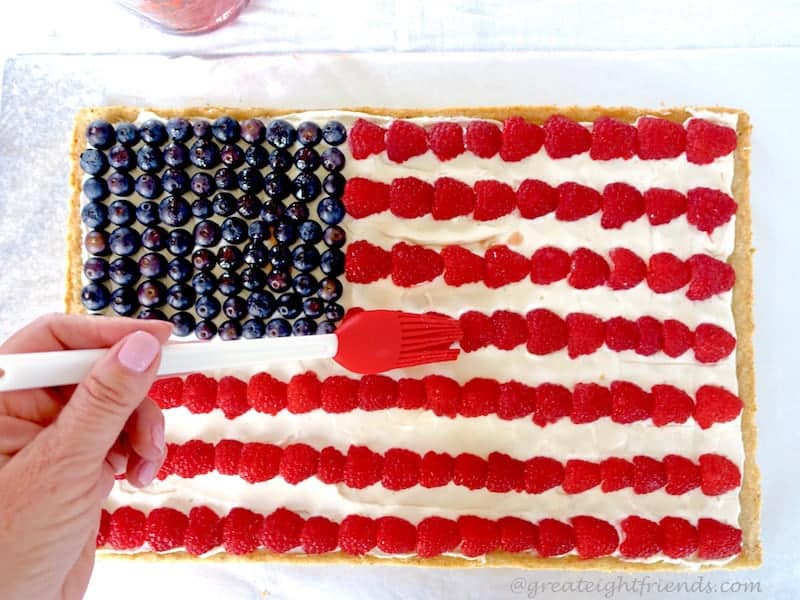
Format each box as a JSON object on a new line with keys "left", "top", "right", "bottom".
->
{"left": 0, "top": 335, "right": 339, "bottom": 392}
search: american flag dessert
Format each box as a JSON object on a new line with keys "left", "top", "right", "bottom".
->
{"left": 66, "top": 106, "right": 759, "bottom": 569}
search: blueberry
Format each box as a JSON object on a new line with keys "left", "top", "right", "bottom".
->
{"left": 108, "top": 199, "right": 135, "bottom": 226}
{"left": 195, "top": 319, "right": 217, "bottom": 340}
{"left": 274, "top": 221, "right": 298, "bottom": 245}
{"left": 170, "top": 311, "right": 196, "bottom": 337}
{"left": 268, "top": 148, "right": 293, "bottom": 172}
{"left": 194, "top": 220, "right": 221, "bottom": 247}
{"left": 163, "top": 143, "right": 190, "bottom": 168}
{"left": 106, "top": 172, "right": 133, "bottom": 197}
{"left": 246, "top": 291, "right": 275, "bottom": 318}
{"left": 292, "top": 318, "right": 317, "bottom": 336}
{"left": 191, "top": 119, "right": 212, "bottom": 139}
{"left": 220, "top": 144, "right": 245, "bottom": 167}
{"left": 237, "top": 194, "right": 261, "bottom": 219}
{"left": 191, "top": 172, "right": 216, "bottom": 197}
{"left": 212, "top": 116, "right": 240, "bottom": 143}
{"left": 217, "top": 245, "right": 242, "bottom": 270}
{"left": 195, "top": 294, "right": 221, "bottom": 319}
{"left": 212, "top": 168, "right": 235, "bottom": 190}
{"left": 110, "top": 287, "right": 137, "bottom": 316}
{"left": 83, "top": 257, "right": 108, "bottom": 282}
{"left": 243, "top": 243, "right": 268, "bottom": 267}
{"left": 241, "top": 267, "right": 267, "bottom": 291}
{"left": 237, "top": 167, "right": 263, "bottom": 193}
{"left": 248, "top": 220, "right": 270, "bottom": 241}
{"left": 82, "top": 201, "right": 108, "bottom": 229}
{"left": 264, "top": 172, "right": 292, "bottom": 200}
{"left": 136, "top": 145, "right": 164, "bottom": 173}
{"left": 320, "top": 248, "right": 345, "bottom": 276}
{"left": 167, "top": 229, "right": 193, "bottom": 256}
{"left": 294, "top": 147, "right": 320, "bottom": 172}
{"left": 212, "top": 192, "right": 237, "bottom": 216}
{"left": 285, "top": 201, "right": 309, "bottom": 223}
{"left": 302, "top": 297, "right": 324, "bottom": 318}
{"left": 322, "top": 225, "right": 346, "bottom": 248}
{"left": 265, "top": 119, "right": 297, "bottom": 149}
{"left": 276, "top": 292, "right": 302, "bottom": 318}
{"left": 108, "top": 143, "right": 135, "bottom": 170}
{"left": 136, "top": 200, "right": 160, "bottom": 226}
{"left": 167, "top": 257, "right": 192, "bottom": 282}
{"left": 109, "top": 257, "right": 139, "bottom": 286}
{"left": 84, "top": 230, "right": 109, "bottom": 256}
{"left": 192, "top": 248, "right": 216, "bottom": 271}
{"left": 109, "top": 227, "right": 140, "bottom": 256}
{"left": 166, "top": 283, "right": 196, "bottom": 310}
{"left": 141, "top": 226, "right": 167, "bottom": 251}
{"left": 223, "top": 296, "right": 247, "bottom": 319}
{"left": 269, "top": 246, "right": 293, "bottom": 271}
{"left": 321, "top": 147, "right": 345, "bottom": 172}
{"left": 190, "top": 139, "right": 220, "bottom": 168}
{"left": 266, "top": 269, "right": 291, "bottom": 292}
{"left": 317, "top": 320, "right": 337, "bottom": 334}
{"left": 135, "top": 173, "right": 161, "bottom": 199}
{"left": 82, "top": 177, "right": 108, "bottom": 201}
{"left": 159, "top": 196, "right": 191, "bottom": 227}
{"left": 218, "top": 271, "right": 242, "bottom": 296}
{"left": 325, "top": 302, "right": 345, "bottom": 322}
{"left": 292, "top": 244, "right": 320, "bottom": 272}
{"left": 79, "top": 149, "right": 108, "bottom": 176}
{"left": 317, "top": 277, "right": 342, "bottom": 301}
{"left": 137, "top": 279, "right": 166, "bottom": 307}
{"left": 296, "top": 121, "right": 322, "bottom": 146}
{"left": 323, "top": 172, "right": 346, "bottom": 196}
{"left": 218, "top": 320, "right": 242, "bottom": 341}
{"left": 221, "top": 217, "right": 248, "bottom": 243}
{"left": 292, "top": 273, "right": 318, "bottom": 297}
{"left": 317, "top": 196, "right": 345, "bottom": 225}
{"left": 192, "top": 271, "right": 218, "bottom": 294}
{"left": 322, "top": 120, "right": 347, "bottom": 146}
{"left": 244, "top": 144, "right": 269, "bottom": 168}
{"left": 138, "top": 252, "right": 167, "bottom": 278}
{"left": 241, "top": 118, "right": 266, "bottom": 143}
{"left": 298, "top": 220, "right": 323, "bottom": 243}
{"left": 260, "top": 199, "right": 285, "bottom": 223}
{"left": 265, "top": 318, "right": 292, "bottom": 337}
{"left": 137, "top": 308, "right": 168, "bottom": 321}
{"left": 86, "top": 120, "right": 115, "bottom": 149}
{"left": 166, "top": 117, "right": 192, "bottom": 142}
{"left": 242, "top": 318, "right": 266, "bottom": 339}
{"left": 140, "top": 119, "right": 168, "bottom": 145}
{"left": 292, "top": 173, "right": 321, "bottom": 202}
{"left": 116, "top": 122, "right": 139, "bottom": 146}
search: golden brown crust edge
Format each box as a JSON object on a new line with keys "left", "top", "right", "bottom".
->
{"left": 67, "top": 105, "right": 759, "bottom": 570}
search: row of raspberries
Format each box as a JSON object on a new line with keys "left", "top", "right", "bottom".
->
{"left": 342, "top": 177, "right": 736, "bottom": 233}
{"left": 348, "top": 116, "right": 737, "bottom": 165}
{"left": 99, "top": 506, "right": 743, "bottom": 560}
{"left": 156, "top": 439, "right": 741, "bottom": 497}
{"left": 346, "top": 240, "right": 734, "bottom": 298}
{"left": 149, "top": 373, "right": 742, "bottom": 428}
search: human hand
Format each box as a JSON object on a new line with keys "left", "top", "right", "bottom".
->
{"left": 0, "top": 315, "right": 172, "bottom": 600}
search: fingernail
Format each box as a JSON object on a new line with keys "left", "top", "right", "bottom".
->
{"left": 151, "top": 423, "right": 165, "bottom": 454}
{"left": 136, "top": 460, "right": 157, "bottom": 486}
{"left": 118, "top": 331, "right": 161, "bottom": 373}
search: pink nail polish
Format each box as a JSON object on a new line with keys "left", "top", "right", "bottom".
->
{"left": 152, "top": 423, "right": 165, "bottom": 454}
{"left": 118, "top": 331, "right": 161, "bottom": 373}
{"left": 137, "top": 460, "right": 157, "bottom": 485}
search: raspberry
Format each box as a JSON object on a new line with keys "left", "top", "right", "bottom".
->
{"left": 391, "top": 242, "right": 444, "bottom": 286}
{"left": 497, "top": 381, "right": 536, "bottom": 420}
{"left": 262, "top": 508, "right": 304, "bottom": 553}
{"left": 533, "top": 383, "right": 571, "bottom": 426}
{"left": 389, "top": 177, "right": 434, "bottom": 218}
{"left": 687, "top": 188, "right": 737, "bottom": 234}
{"left": 441, "top": 245, "right": 485, "bottom": 286}
{"left": 590, "top": 116, "right": 638, "bottom": 160}
{"left": 349, "top": 118, "right": 386, "bottom": 159}
{"left": 182, "top": 373, "right": 217, "bottom": 413}
{"left": 651, "top": 384, "right": 694, "bottom": 426}
{"left": 619, "top": 516, "right": 662, "bottom": 558}
{"left": 693, "top": 323, "right": 736, "bottom": 363}
{"left": 427, "top": 122, "right": 464, "bottom": 161}
{"left": 610, "top": 381, "right": 652, "bottom": 423}
{"left": 647, "top": 253, "right": 690, "bottom": 293}
{"left": 217, "top": 376, "right": 248, "bottom": 419}
{"left": 645, "top": 188, "right": 688, "bottom": 225}
{"left": 97, "top": 509, "right": 110, "bottom": 547}
{"left": 562, "top": 459, "right": 601, "bottom": 494}
{"left": 660, "top": 517, "right": 698, "bottom": 559}
{"left": 279, "top": 443, "right": 319, "bottom": 484}
{"left": 108, "top": 506, "right": 146, "bottom": 550}
{"left": 376, "top": 516, "right": 417, "bottom": 553}
{"left": 286, "top": 372, "right": 321, "bottom": 413}
{"left": 498, "top": 517, "right": 538, "bottom": 553}
{"left": 215, "top": 439, "right": 243, "bottom": 475}
{"left": 318, "top": 447, "right": 345, "bottom": 484}
{"left": 601, "top": 182, "right": 645, "bottom": 229}
{"left": 344, "top": 446, "right": 383, "bottom": 489}
{"left": 571, "top": 383, "right": 611, "bottom": 423}
{"left": 600, "top": 457, "right": 633, "bottom": 492}
{"left": 537, "top": 519, "right": 576, "bottom": 557}
{"left": 697, "top": 518, "right": 742, "bottom": 559}
{"left": 695, "top": 385, "right": 742, "bottom": 429}
{"left": 517, "top": 179, "right": 558, "bottom": 219}
{"left": 397, "top": 377, "right": 427, "bottom": 410}
{"left": 555, "top": 182, "right": 602, "bottom": 221}
{"left": 147, "top": 507, "right": 188, "bottom": 552}
{"left": 149, "top": 376, "right": 184, "bottom": 409}
{"left": 526, "top": 309, "right": 568, "bottom": 355}
{"left": 459, "top": 311, "right": 493, "bottom": 352}
{"left": 338, "top": 515, "right": 377, "bottom": 556}
{"left": 663, "top": 454, "right": 701, "bottom": 495}
{"left": 157, "top": 443, "right": 176, "bottom": 480}
{"left": 239, "top": 443, "right": 281, "bottom": 483}
{"left": 486, "top": 451, "right": 524, "bottom": 493}
{"left": 342, "top": 177, "right": 390, "bottom": 218}
{"left": 606, "top": 247, "right": 646, "bottom": 290}
{"left": 432, "top": 177, "right": 475, "bottom": 220}
{"left": 320, "top": 376, "right": 359, "bottom": 413}
{"left": 416, "top": 516, "right": 460, "bottom": 557}
{"left": 633, "top": 456, "right": 667, "bottom": 494}
{"left": 385, "top": 120, "right": 428, "bottom": 163}
{"left": 419, "top": 451, "right": 454, "bottom": 488}
{"left": 572, "top": 516, "right": 619, "bottom": 559}
{"left": 358, "top": 374, "right": 397, "bottom": 411}
{"left": 530, "top": 246, "right": 571, "bottom": 284}
{"left": 172, "top": 440, "right": 215, "bottom": 478}
{"left": 686, "top": 254, "right": 735, "bottom": 300}
{"left": 247, "top": 372, "right": 287, "bottom": 415}
{"left": 185, "top": 506, "right": 222, "bottom": 556}
{"left": 345, "top": 241, "right": 391, "bottom": 284}
{"left": 543, "top": 115, "right": 591, "bottom": 158}
{"left": 566, "top": 313, "right": 605, "bottom": 358}
{"left": 301, "top": 516, "right": 339, "bottom": 554}
{"left": 604, "top": 317, "right": 639, "bottom": 352}
{"left": 382, "top": 448, "right": 420, "bottom": 490}
{"left": 662, "top": 319, "right": 695, "bottom": 358}
{"left": 464, "top": 120, "right": 502, "bottom": 158}
{"left": 637, "top": 117, "right": 686, "bottom": 159}
{"left": 490, "top": 310, "right": 528, "bottom": 350}
{"left": 460, "top": 378, "right": 500, "bottom": 418}
{"left": 499, "top": 116, "right": 544, "bottom": 161}
{"left": 699, "top": 454, "right": 741, "bottom": 495}
{"left": 568, "top": 248, "right": 609, "bottom": 289}
{"left": 523, "top": 457, "right": 564, "bottom": 493}
{"left": 686, "top": 119, "right": 737, "bottom": 165}
{"left": 458, "top": 515, "right": 500, "bottom": 557}
{"left": 484, "top": 245, "right": 530, "bottom": 288}
{"left": 452, "top": 453, "right": 487, "bottom": 490}
{"left": 474, "top": 180, "right": 516, "bottom": 221}
{"left": 636, "top": 316, "right": 663, "bottom": 356}
{"left": 424, "top": 374, "right": 461, "bottom": 417}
